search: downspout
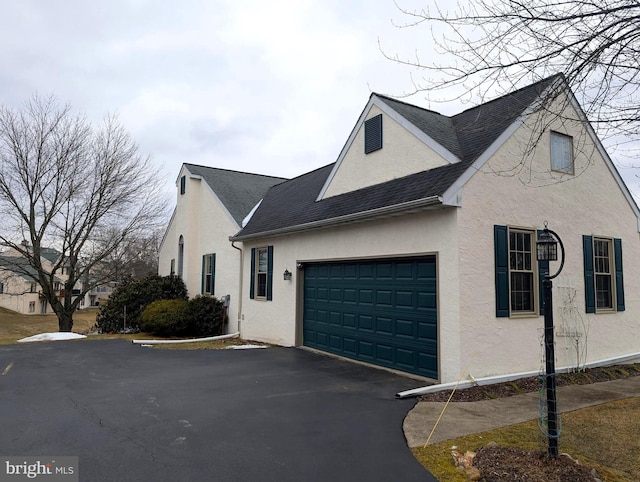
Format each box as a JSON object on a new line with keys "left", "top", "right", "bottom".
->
{"left": 231, "top": 241, "right": 243, "bottom": 336}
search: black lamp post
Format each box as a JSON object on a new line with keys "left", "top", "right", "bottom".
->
{"left": 536, "top": 222, "right": 565, "bottom": 458}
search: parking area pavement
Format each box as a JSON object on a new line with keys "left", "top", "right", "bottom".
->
{"left": 0, "top": 340, "right": 435, "bottom": 481}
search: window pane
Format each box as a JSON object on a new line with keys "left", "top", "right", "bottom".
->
{"left": 257, "top": 273, "right": 267, "bottom": 298}
{"left": 511, "top": 272, "right": 534, "bottom": 312}
{"left": 258, "top": 249, "right": 268, "bottom": 272}
{"left": 551, "top": 133, "right": 573, "bottom": 173}
{"left": 596, "top": 274, "right": 613, "bottom": 309}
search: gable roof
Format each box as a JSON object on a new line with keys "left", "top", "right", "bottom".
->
{"left": 183, "top": 164, "right": 287, "bottom": 225}
{"left": 233, "top": 75, "right": 638, "bottom": 240}
{"left": 40, "top": 247, "right": 63, "bottom": 264}
{"left": 0, "top": 253, "right": 64, "bottom": 282}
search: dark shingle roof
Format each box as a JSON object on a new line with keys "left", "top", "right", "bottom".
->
{"left": 40, "top": 248, "right": 62, "bottom": 264}
{"left": 375, "top": 95, "right": 463, "bottom": 159}
{"left": 234, "top": 75, "right": 560, "bottom": 239}
{"left": 0, "top": 255, "right": 39, "bottom": 280}
{"left": 184, "top": 164, "right": 287, "bottom": 225}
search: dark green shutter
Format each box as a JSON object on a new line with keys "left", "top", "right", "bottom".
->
{"left": 583, "top": 235, "right": 595, "bottom": 313}
{"left": 211, "top": 253, "right": 216, "bottom": 295}
{"left": 266, "top": 245, "right": 274, "bottom": 301}
{"left": 614, "top": 238, "right": 625, "bottom": 311}
{"left": 494, "top": 225, "right": 509, "bottom": 317}
{"left": 250, "top": 248, "right": 256, "bottom": 299}
{"left": 201, "top": 255, "right": 206, "bottom": 294}
{"left": 364, "top": 114, "right": 383, "bottom": 154}
{"left": 537, "top": 230, "right": 549, "bottom": 315}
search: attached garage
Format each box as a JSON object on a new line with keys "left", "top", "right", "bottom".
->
{"left": 302, "top": 256, "right": 438, "bottom": 379}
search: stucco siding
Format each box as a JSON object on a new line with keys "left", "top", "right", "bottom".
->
{"left": 158, "top": 167, "right": 243, "bottom": 332}
{"left": 322, "top": 105, "right": 450, "bottom": 199}
{"left": 0, "top": 275, "right": 40, "bottom": 314}
{"left": 239, "top": 208, "right": 462, "bottom": 382}
{"left": 457, "top": 95, "right": 640, "bottom": 379}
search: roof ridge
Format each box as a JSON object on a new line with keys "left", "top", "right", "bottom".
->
{"left": 454, "top": 74, "right": 563, "bottom": 118}
{"left": 371, "top": 92, "right": 446, "bottom": 117}
{"left": 184, "top": 163, "right": 288, "bottom": 180}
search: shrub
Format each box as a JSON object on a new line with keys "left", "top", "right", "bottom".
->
{"left": 95, "top": 274, "right": 188, "bottom": 333}
{"left": 181, "top": 295, "right": 226, "bottom": 337}
{"left": 140, "top": 299, "right": 189, "bottom": 337}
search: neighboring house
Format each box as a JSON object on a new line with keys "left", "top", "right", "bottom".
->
{"left": 158, "top": 163, "right": 287, "bottom": 330}
{"left": 226, "top": 75, "right": 640, "bottom": 384}
{"left": 80, "top": 282, "right": 115, "bottom": 309}
{"left": 0, "top": 247, "right": 68, "bottom": 314}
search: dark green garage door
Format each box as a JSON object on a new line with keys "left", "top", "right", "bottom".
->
{"left": 303, "top": 257, "right": 438, "bottom": 379}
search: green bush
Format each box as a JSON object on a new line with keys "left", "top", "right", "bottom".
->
{"left": 95, "top": 274, "right": 188, "bottom": 333}
{"left": 140, "top": 299, "right": 189, "bottom": 337}
{"left": 181, "top": 295, "right": 226, "bottom": 337}
{"left": 138, "top": 295, "right": 225, "bottom": 338}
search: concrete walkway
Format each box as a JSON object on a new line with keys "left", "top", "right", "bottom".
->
{"left": 404, "top": 376, "right": 640, "bottom": 447}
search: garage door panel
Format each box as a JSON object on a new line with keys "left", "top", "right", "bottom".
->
{"left": 358, "top": 340, "right": 375, "bottom": 359}
{"left": 376, "top": 344, "right": 393, "bottom": 362}
{"left": 343, "top": 337, "right": 357, "bottom": 356}
{"left": 376, "top": 316, "right": 393, "bottom": 335}
{"left": 376, "top": 290, "right": 393, "bottom": 306}
{"left": 418, "top": 320, "right": 437, "bottom": 340}
{"left": 395, "top": 318, "right": 415, "bottom": 337}
{"left": 343, "top": 313, "right": 357, "bottom": 329}
{"left": 304, "top": 257, "right": 438, "bottom": 379}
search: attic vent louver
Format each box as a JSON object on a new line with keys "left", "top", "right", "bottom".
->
{"left": 364, "top": 114, "right": 383, "bottom": 154}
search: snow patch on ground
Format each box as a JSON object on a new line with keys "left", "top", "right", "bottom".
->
{"left": 18, "top": 332, "right": 87, "bottom": 343}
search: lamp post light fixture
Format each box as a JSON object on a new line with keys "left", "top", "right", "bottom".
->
{"left": 283, "top": 269, "right": 292, "bottom": 281}
{"left": 536, "top": 222, "right": 565, "bottom": 458}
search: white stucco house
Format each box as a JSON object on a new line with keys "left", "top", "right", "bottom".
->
{"left": 162, "top": 75, "right": 640, "bottom": 384}
{"left": 157, "top": 163, "right": 287, "bottom": 327}
{"left": 0, "top": 247, "right": 71, "bottom": 314}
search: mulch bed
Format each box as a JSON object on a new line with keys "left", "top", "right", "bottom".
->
{"left": 473, "top": 444, "right": 601, "bottom": 481}
{"left": 418, "top": 363, "right": 640, "bottom": 403}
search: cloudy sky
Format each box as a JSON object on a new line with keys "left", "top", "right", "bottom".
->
{"left": 1, "top": 0, "right": 638, "bottom": 201}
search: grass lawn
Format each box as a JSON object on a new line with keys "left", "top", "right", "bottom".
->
{"left": 0, "top": 306, "right": 261, "bottom": 349}
{"left": 0, "top": 306, "right": 99, "bottom": 344}
{"left": 412, "top": 397, "right": 640, "bottom": 481}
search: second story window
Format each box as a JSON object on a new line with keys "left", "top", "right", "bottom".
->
{"left": 550, "top": 131, "right": 573, "bottom": 174}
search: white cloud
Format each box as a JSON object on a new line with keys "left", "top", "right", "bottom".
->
{"left": 1, "top": 0, "right": 636, "bottom": 199}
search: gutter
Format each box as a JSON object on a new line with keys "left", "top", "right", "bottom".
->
{"left": 395, "top": 351, "right": 640, "bottom": 399}
{"left": 231, "top": 241, "right": 243, "bottom": 335}
{"left": 231, "top": 196, "right": 444, "bottom": 241}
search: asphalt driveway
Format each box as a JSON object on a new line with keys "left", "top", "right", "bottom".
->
{"left": 0, "top": 340, "right": 435, "bottom": 481}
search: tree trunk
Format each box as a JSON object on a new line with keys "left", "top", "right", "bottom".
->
{"left": 58, "top": 311, "right": 74, "bottom": 332}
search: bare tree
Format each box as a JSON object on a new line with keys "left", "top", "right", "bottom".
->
{"left": 99, "top": 230, "right": 162, "bottom": 283}
{"left": 0, "top": 95, "right": 167, "bottom": 331}
{"left": 387, "top": 0, "right": 640, "bottom": 145}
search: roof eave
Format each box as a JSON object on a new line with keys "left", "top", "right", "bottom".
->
{"left": 230, "top": 196, "right": 445, "bottom": 242}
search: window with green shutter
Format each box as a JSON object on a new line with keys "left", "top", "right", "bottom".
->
{"left": 201, "top": 253, "right": 216, "bottom": 295}
{"left": 250, "top": 246, "right": 273, "bottom": 301}
{"left": 495, "top": 225, "right": 545, "bottom": 318}
{"left": 583, "top": 235, "right": 624, "bottom": 313}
